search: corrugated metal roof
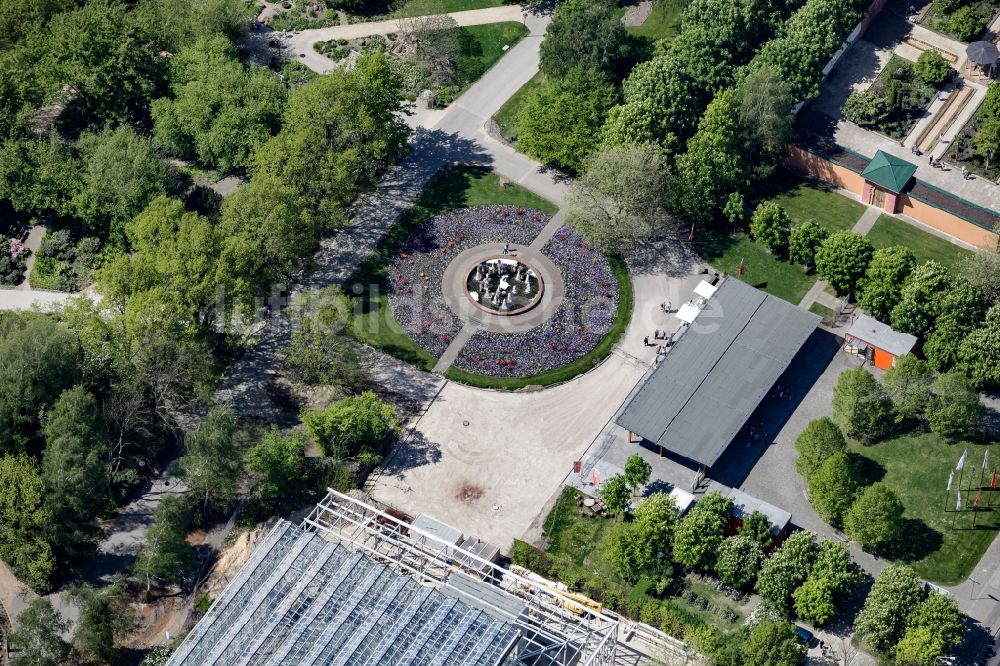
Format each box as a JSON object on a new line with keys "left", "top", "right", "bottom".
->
{"left": 166, "top": 521, "right": 520, "bottom": 666}
{"left": 616, "top": 279, "right": 819, "bottom": 467}
{"left": 846, "top": 313, "right": 917, "bottom": 357}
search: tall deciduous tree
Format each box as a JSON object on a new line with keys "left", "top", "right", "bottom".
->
{"left": 882, "top": 355, "right": 935, "bottom": 422}
{"left": 858, "top": 246, "right": 917, "bottom": 320}
{"left": 926, "top": 370, "right": 984, "bottom": 440}
{"left": 795, "top": 417, "right": 848, "bottom": 477}
{"left": 152, "top": 35, "right": 286, "bottom": 172}
{"left": 788, "top": 220, "right": 829, "bottom": 268}
{"left": 854, "top": 564, "right": 924, "bottom": 653}
{"left": 539, "top": 0, "right": 632, "bottom": 81}
{"left": 605, "top": 492, "right": 679, "bottom": 581}
{"left": 807, "top": 452, "right": 861, "bottom": 526}
{"left": 670, "top": 90, "right": 747, "bottom": 225}
{"left": 8, "top": 598, "right": 70, "bottom": 666}
{"left": 517, "top": 68, "right": 618, "bottom": 173}
{"left": 957, "top": 248, "right": 1000, "bottom": 306}
{"left": 890, "top": 261, "right": 953, "bottom": 337}
{"left": 245, "top": 429, "right": 308, "bottom": 506}
{"left": 715, "top": 535, "right": 765, "bottom": 589}
{"left": 958, "top": 303, "right": 1000, "bottom": 388}
{"left": 28, "top": 0, "right": 164, "bottom": 127}
{"left": 755, "top": 530, "right": 819, "bottom": 611}
{"left": 178, "top": 405, "right": 243, "bottom": 513}
{"left": 750, "top": 202, "right": 792, "bottom": 255}
{"left": 815, "top": 230, "right": 873, "bottom": 296}
{"left": 673, "top": 491, "right": 732, "bottom": 570}
{"left": 832, "top": 367, "right": 893, "bottom": 444}
{"left": 74, "top": 126, "right": 168, "bottom": 245}
{"left": 566, "top": 144, "right": 673, "bottom": 253}
{"left": 742, "top": 621, "right": 805, "bottom": 666}
{"left": 134, "top": 494, "right": 194, "bottom": 591}
{"left": 0, "top": 313, "right": 81, "bottom": 453}
{"left": 41, "top": 385, "right": 109, "bottom": 553}
{"left": 736, "top": 65, "right": 794, "bottom": 164}
{"left": 0, "top": 454, "right": 56, "bottom": 592}
{"left": 844, "top": 483, "right": 904, "bottom": 551}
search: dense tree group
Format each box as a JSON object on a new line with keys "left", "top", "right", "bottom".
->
{"left": 855, "top": 565, "right": 966, "bottom": 662}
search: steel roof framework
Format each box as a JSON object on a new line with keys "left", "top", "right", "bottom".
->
{"left": 303, "top": 489, "right": 621, "bottom": 666}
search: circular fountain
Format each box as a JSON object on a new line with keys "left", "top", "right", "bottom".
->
{"left": 465, "top": 256, "right": 544, "bottom": 315}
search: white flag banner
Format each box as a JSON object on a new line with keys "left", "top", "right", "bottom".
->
{"left": 957, "top": 490, "right": 962, "bottom": 511}
{"left": 956, "top": 448, "right": 968, "bottom": 471}
{"left": 947, "top": 470, "right": 954, "bottom": 491}
{"left": 984, "top": 449, "right": 990, "bottom": 471}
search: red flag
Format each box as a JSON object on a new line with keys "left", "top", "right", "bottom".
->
{"left": 592, "top": 469, "right": 601, "bottom": 488}
{"left": 687, "top": 223, "right": 695, "bottom": 242}
{"left": 992, "top": 468, "right": 997, "bottom": 489}
{"left": 738, "top": 258, "right": 745, "bottom": 277}
{"left": 974, "top": 489, "right": 982, "bottom": 507}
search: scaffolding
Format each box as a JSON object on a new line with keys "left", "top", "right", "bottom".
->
{"left": 302, "top": 489, "right": 621, "bottom": 666}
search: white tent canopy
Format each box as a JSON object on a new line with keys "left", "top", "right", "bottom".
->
{"left": 694, "top": 280, "right": 718, "bottom": 300}
{"left": 676, "top": 303, "right": 700, "bottom": 324}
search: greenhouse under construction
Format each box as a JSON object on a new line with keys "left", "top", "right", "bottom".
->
{"left": 165, "top": 490, "right": 624, "bottom": 666}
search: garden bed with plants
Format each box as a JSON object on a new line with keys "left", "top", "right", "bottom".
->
{"left": 452, "top": 226, "right": 621, "bottom": 378}
{"left": 386, "top": 205, "right": 623, "bottom": 379}
{"left": 842, "top": 56, "right": 938, "bottom": 141}
{"left": 947, "top": 84, "right": 1000, "bottom": 181}
{"left": 919, "top": 0, "right": 996, "bottom": 42}
{"left": 387, "top": 205, "right": 548, "bottom": 357}
{"left": 28, "top": 229, "right": 100, "bottom": 292}
{"left": 0, "top": 236, "right": 28, "bottom": 287}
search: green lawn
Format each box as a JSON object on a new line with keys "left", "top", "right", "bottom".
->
{"left": 849, "top": 433, "right": 999, "bottom": 585}
{"left": 627, "top": 0, "right": 686, "bottom": 41}
{"left": 698, "top": 234, "right": 816, "bottom": 304}
{"left": 492, "top": 72, "right": 545, "bottom": 143}
{"left": 809, "top": 302, "right": 837, "bottom": 326}
{"left": 392, "top": 0, "right": 502, "bottom": 18}
{"left": 866, "top": 214, "right": 972, "bottom": 272}
{"left": 444, "top": 255, "right": 633, "bottom": 389}
{"left": 348, "top": 165, "right": 556, "bottom": 368}
{"left": 453, "top": 23, "right": 529, "bottom": 97}
{"left": 763, "top": 173, "right": 866, "bottom": 233}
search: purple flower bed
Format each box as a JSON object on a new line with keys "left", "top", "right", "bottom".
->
{"left": 387, "top": 205, "right": 549, "bottom": 357}
{"left": 453, "top": 227, "right": 620, "bottom": 378}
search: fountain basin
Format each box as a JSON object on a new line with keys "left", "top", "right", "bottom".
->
{"left": 466, "top": 256, "right": 544, "bottom": 315}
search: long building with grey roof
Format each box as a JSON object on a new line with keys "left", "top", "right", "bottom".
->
{"left": 616, "top": 278, "right": 819, "bottom": 468}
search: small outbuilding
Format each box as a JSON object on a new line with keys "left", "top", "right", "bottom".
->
{"left": 845, "top": 313, "right": 917, "bottom": 369}
{"left": 860, "top": 150, "right": 917, "bottom": 214}
{"left": 725, "top": 488, "right": 792, "bottom": 546}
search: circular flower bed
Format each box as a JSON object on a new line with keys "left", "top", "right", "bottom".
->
{"left": 453, "top": 227, "right": 620, "bottom": 378}
{"left": 387, "top": 205, "right": 549, "bottom": 357}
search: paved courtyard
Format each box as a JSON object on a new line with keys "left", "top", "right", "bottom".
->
{"left": 368, "top": 239, "right": 705, "bottom": 548}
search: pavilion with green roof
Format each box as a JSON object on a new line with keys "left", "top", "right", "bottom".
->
{"left": 861, "top": 150, "right": 917, "bottom": 214}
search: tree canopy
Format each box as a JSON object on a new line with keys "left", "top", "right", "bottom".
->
{"left": 516, "top": 68, "right": 618, "bottom": 173}
{"left": 539, "top": 0, "right": 633, "bottom": 82}
{"left": 566, "top": 144, "right": 673, "bottom": 253}
{"left": 858, "top": 246, "right": 917, "bottom": 320}
{"left": 832, "top": 367, "right": 893, "bottom": 444}
{"left": 815, "top": 230, "right": 873, "bottom": 296}
{"left": 152, "top": 35, "right": 286, "bottom": 172}
{"left": 844, "top": 482, "right": 904, "bottom": 551}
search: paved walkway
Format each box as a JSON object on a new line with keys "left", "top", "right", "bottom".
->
{"left": 217, "top": 9, "right": 562, "bottom": 421}
{"left": 852, "top": 205, "right": 881, "bottom": 234}
{"left": 285, "top": 5, "right": 527, "bottom": 73}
